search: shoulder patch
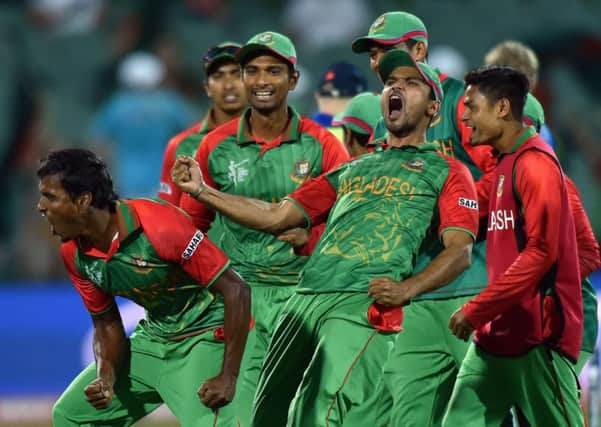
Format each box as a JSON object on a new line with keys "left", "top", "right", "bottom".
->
{"left": 182, "top": 230, "right": 204, "bottom": 260}
{"left": 458, "top": 197, "right": 478, "bottom": 210}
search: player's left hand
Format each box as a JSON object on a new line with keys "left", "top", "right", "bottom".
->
{"left": 368, "top": 277, "right": 412, "bottom": 306}
{"left": 449, "top": 308, "right": 474, "bottom": 341}
{"left": 198, "top": 373, "right": 236, "bottom": 410}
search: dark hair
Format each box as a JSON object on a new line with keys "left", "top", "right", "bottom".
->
{"left": 464, "top": 65, "right": 530, "bottom": 121}
{"left": 37, "top": 149, "right": 118, "bottom": 212}
{"left": 348, "top": 129, "right": 371, "bottom": 147}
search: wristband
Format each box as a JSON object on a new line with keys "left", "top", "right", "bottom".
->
{"left": 190, "top": 186, "right": 203, "bottom": 199}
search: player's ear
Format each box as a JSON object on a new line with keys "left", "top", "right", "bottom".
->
{"left": 75, "top": 192, "right": 93, "bottom": 211}
{"left": 203, "top": 79, "right": 211, "bottom": 97}
{"left": 497, "top": 98, "right": 512, "bottom": 120}
{"left": 426, "top": 99, "right": 441, "bottom": 118}
{"left": 412, "top": 41, "right": 428, "bottom": 62}
{"left": 288, "top": 68, "right": 300, "bottom": 92}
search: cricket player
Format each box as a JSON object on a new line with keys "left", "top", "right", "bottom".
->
{"left": 445, "top": 65, "right": 584, "bottom": 427}
{"left": 159, "top": 41, "right": 247, "bottom": 208}
{"left": 332, "top": 91, "right": 382, "bottom": 157}
{"left": 172, "top": 49, "right": 479, "bottom": 427}
{"left": 179, "top": 31, "right": 350, "bottom": 424}
{"left": 40, "top": 149, "right": 251, "bottom": 427}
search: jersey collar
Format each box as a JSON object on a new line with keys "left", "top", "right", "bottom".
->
{"left": 509, "top": 126, "right": 537, "bottom": 153}
{"left": 236, "top": 106, "right": 301, "bottom": 147}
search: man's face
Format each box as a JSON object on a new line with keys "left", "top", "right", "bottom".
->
{"left": 37, "top": 174, "right": 86, "bottom": 242}
{"left": 368, "top": 41, "right": 413, "bottom": 78}
{"left": 461, "top": 84, "right": 501, "bottom": 146}
{"left": 242, "top": 54, "right": 298, "bottom": 114}
{"left": 381, "top": 66, "right": 436, "bottom": 137}
{"left": 205, "top": 61, "right": 247, "bottom": 114}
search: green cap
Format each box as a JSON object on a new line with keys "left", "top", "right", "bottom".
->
{"left": 332, "top": 92, "right": 382, "bottom": 136}
{"left": 203, "top": 41, "right": 242, "bottom": 75}
{"left": 352, "top": 12, "right": 428, "bottom": 53}
{"left": 523, "top": 92, "right": 545, "bottom": 131}
{"left": 236, "top": 31, "right": 297, "bottom": 68}
{"left": 377, "top": 49, "right": 443, "bottom": 102}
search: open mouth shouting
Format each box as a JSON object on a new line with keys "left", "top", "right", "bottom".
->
{"left": 388, "top": 91, "right": 404, "bottom": 120}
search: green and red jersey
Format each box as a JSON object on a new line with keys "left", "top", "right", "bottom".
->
{"left": 159, "top": 110, "right": 218, "bottom": 206}
{"left": 285, "top": 143, "right": 479, "bottom": 294}
{"left": 61, "top": 198, "right": 230, "bottom": 340}
{"left": 180, "top": 107, "right": 350, "bottom": 286}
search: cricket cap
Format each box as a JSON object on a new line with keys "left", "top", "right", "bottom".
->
{"left": 352, "top": 12, "right": 429, "bottom": 53}
{"left": 332, "top": 92, "right": 381, "bottom": 136}
{"left": 203, "top": 41, "right": 242, "bottom": 76}
{"left": 237, "top": 31, "right": 297, "bottom": 68}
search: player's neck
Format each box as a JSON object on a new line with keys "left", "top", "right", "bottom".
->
{"left": 212, "top": 106, "right": 243, "bottom": 126}
{"left": 80, "top": 209, "right": 117, "bottom": 253}
{"left": 387, "top": 131, "right": 428, "bottom": 148}
{"left": 494, "top": 122, "right": 528, "bottom": 154}
{"left": 249, "top": 106, "right": 290, "bottom": 142}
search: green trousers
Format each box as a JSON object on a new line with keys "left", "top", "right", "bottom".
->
{"left": 250, "top": 292, "right": 396, "bottom": 427}
{"left": 52, "top": 326, "right": 241, "bottom": 427}
{"left": 235, "top": 284, "right": 296, "bottom": 426}
{"left": 442, "top": 343, "right": 584, "bottom": 427}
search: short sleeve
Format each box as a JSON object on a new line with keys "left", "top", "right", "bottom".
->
{"left": 286, "top": 173, "right": 338, "bottom": 227}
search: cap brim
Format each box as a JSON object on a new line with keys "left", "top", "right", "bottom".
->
{"left": 236, "top": 44, "right": 295, "bottom": 67}
{"left": 204, "top": 53, "right": 238, "bottom": 74}
{"left": 352, "top": 36, "right": 398, "bottom": 53}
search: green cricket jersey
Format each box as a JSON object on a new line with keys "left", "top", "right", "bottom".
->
{"left": 61, "top": 199, "right": 230, "bottom": 340}
{"left": 287, "top": 143, "right": 479, "bottom": 294}
{"left": 181, "top": 107, "right": 349, "bottom": 287}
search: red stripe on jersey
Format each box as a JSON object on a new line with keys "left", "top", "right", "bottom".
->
{"left": 299, "top": 118, "right": 350, "bottom": 172}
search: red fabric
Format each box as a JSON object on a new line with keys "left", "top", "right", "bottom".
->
{"left": 437, "top": 157, "right": 480, "bottom": 238}
{"left": 287, "top": 174, "right": 338, "bottom": 227}
{"left": 158, "top": 120, "right": 205, "bottom": 205}
{"left": 130, "top": 199, "right": 229, "bottom": 287}
{"left": 368, "top": 303, "right": 404, "bottom": 332}
{"left": 61, "top": 241, "right": 115, "bottom": 314}
{"left": 566, "top": 176, "right": 601, "bottom": 279}
{"left": 180, "top": 121, "right": 238, "bottom": 231}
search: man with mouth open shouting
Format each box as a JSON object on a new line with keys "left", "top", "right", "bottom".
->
{"left": 172, "top": 49, "right": 479, "bottom": 427}
{"left": 38, "top": 149, "right": 251, "bottom": 427}
{"left": 178, "top": 31, "right": 350, "bottom": 425}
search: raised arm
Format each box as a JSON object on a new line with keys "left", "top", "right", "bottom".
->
{"left": 172, "top": 156, "right": 308, "bottom": 234}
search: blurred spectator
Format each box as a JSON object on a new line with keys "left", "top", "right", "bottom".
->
{"left": 89, "top": 51, "right": 193, "bottom": 198}
{"left": 27, "top": 0, "right": 105, "bottom": 35}
{"left": 429, "top": 45, "right": 468, "bottom": 80}
{"left": 312, "top": 61, "right": 368, "bottom": 141}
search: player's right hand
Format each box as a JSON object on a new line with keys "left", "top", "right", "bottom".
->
{"left": 277, "top": 227, "right": 310, "bottom": 248}
{"left": 171, "top": 156, "right": 204, "bottom": 196}
{"left": 84, "top": 378, "right": 114, "bottom": 410}
{"left": 198, "top": 373, "right": 236, "bottom": 410}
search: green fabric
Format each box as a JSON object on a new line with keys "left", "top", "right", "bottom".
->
{"left": 352, "top": 12, "right": 429, "bottom": 53}
{"left": 74, "top": 228, "right": 224, "bottom": 340}
{"left": 575, "top": 350, "right": 593, "bottom": 375}
{"left": 293, "top": 143, "right": 450, "bottom": 294}
{"left": 524, "top": 93, "right": 545, "bottom": 131}
{"left": 236, "top": 284, "right": 296, "bottom": 426}
{"left": 377, "top": 49, "right": 443, "bottom": 102}
{"left": 52, "top": 327, "right": 241, "bottom": 427}
{"left": 250, "top": 292, "right": 396, "bottom": 427}
{"left": 332, "top": 92, "right": 381, "bottom": 136}
{"left": 581, "top": 276, "right": 599, "bottom": 353}
{"left": 237, "top": 31, "right": 297, "bottom": 67}
{"left": 442, "top": 344, "right": 584, "bottom": 427}
{"left": 207, "top": 108, "right": 326, "bottom": 286}
{"left": 509, "top": 125, "right": 537, "bottom": 153}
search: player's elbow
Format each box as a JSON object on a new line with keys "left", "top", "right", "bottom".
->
{"left": 455, "top": 242, "right": 473, "bottom": 274}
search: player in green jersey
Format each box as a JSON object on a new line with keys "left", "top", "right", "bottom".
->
{"left": 159, "top": 42, "right": 248, "bottom": 207}
{"left": 38, "top": 149, "right": 251, "bottom": 427}
{"left": 179, "top": 31, "right": 350, "bottom": 425}
{"left": 172, "top": 49, "right": 479, "bottom": 427}
{"left": 348, "top": 12, "right": 493, "bottom": 426}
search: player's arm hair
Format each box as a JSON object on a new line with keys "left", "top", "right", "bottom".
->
{"left": 196, "top": 186, "right": 307, "bottom": 234}
{"left": 91, "top": 305, "right": 128, "bottom": 386}
{"left": 404, "top": 230, "right": 473, "bottom": 299}
{"left": 210, "top": 268, "right": 251, "bottom": 380}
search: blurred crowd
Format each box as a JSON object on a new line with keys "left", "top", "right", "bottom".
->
{"left": 1, "top": 0, "right": 600, "bottom": 282}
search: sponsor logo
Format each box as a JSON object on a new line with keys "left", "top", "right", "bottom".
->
{"left": 258, "top": 32, "right": 274, "bottom": 45}
{"left": 400, "top": 159, "right": 425, "bottom": 172}
{"left": 228, "top": 159, "right": 250, "bottom": 185}
{"left": 370, "top": 15, "right": 385, "bottom": 33}
{"left": 159, "top": 182, "right": 172, "bottom": 195}
{"left": 291, "top": 160, "right": 311, "bottom": 183}
{"left": 458, "top": 197, "right": 478, "bottom": 210}
{"left": 488, "top": 209, "right": 516, "bottom": 231}
{"left": 182, "top": 230, "right": 204, "bottom": 260}
{"left": 131, "top": 257, "right": 148, "bottom": 268}
{"left": 432, "top": 138, "right": 455, "bottom": 158}
{"left": 497, "top": 175, "right": 505, "bottom": 197}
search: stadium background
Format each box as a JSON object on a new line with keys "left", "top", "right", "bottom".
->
{"left": 0, "top": 0, "right": 599, "bottom": 425}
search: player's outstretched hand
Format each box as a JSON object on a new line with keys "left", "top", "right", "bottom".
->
{"left": 368, "top": 277, "right": 412, "bottom": 306}
{"left": 84, "top": 378, "right": 114, "bottom": 410}
{"left": 449, "top": 308, "right": 474, "bottom": 341}
{"left": 277, "top": 227, "right": 310, "bottom": 248}
{"left": 171, "top": 156, "right": 204, "bottom": 196}
{"left": 198, "top": 373, "right": 236, "bottom": 410}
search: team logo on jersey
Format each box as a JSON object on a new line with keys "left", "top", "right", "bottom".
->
{"left": 428, "top": 114, "right": 442, "bottom": 128}
{"left": 458, "top": 197, "right": 478, "bottom": 210}
{"left": 228, "top": 159, "right": 250, "bottom": 185}
{"left": 83, "top": 265, "right": 104, "bottom": 286}
{"left": 131, "top": 256, "right": 148, "bottom": 268}
{"left": 497, "top": 175, "right": 505, "bottom": 197}
{"left": 159, "top": 182, "right": 172, "bottom": 195}
{"left": 370, "top": 15, "right": 386, "bottom": 33}
{"left": 291, "top": 160, "right": 311, "bottom": 183}
{"left": 400, "top": 159, "right": 425, "bottom": 172}
{"left": 258, "top": 32, "right": 274, "bottom": 45}
{"left": 182, "top": 230, "right": 204, "bottom": 260}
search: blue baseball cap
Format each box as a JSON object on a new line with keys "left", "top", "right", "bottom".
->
{"left": 318, "top": 62, "right": 368, "bottom": 97}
